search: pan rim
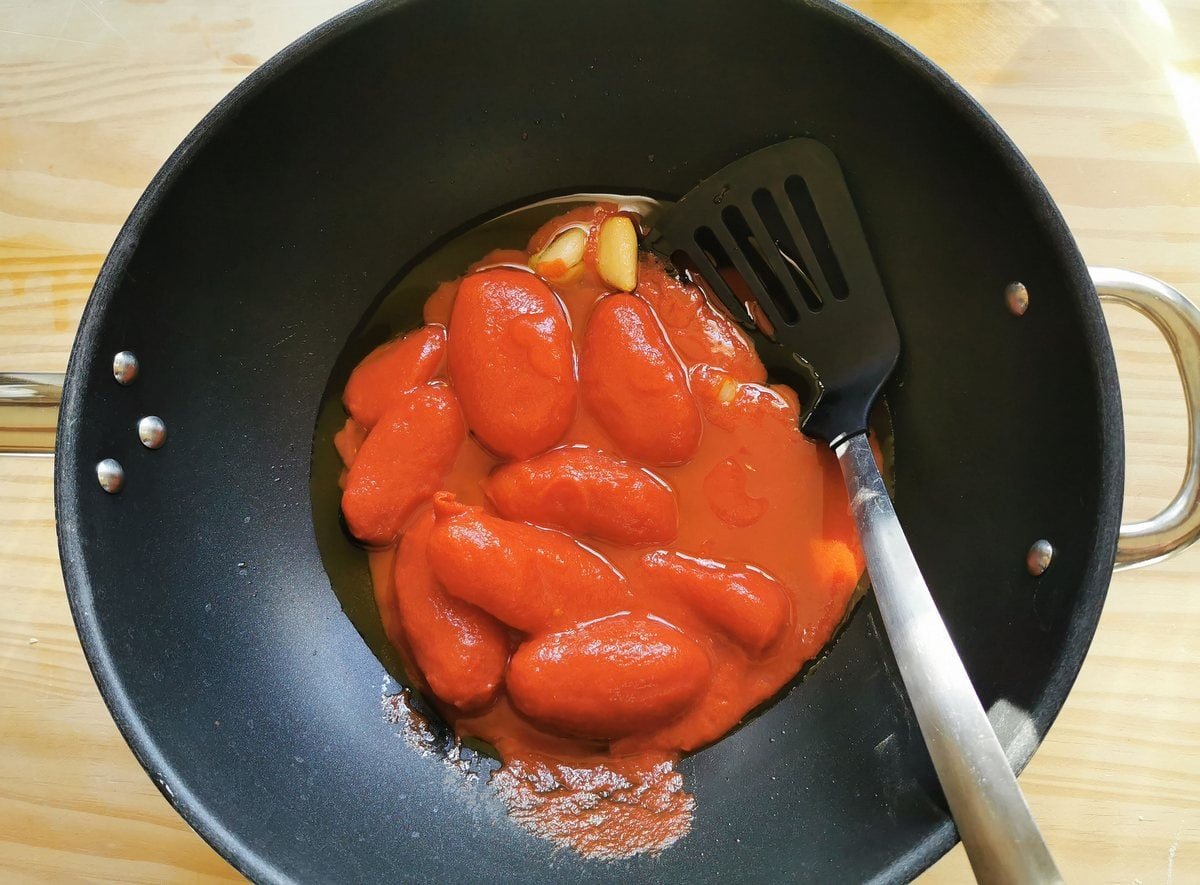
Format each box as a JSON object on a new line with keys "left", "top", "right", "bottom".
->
{"left": 52, "top": 0, "right": 1123, "bottom": 882}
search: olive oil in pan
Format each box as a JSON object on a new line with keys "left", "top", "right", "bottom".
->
{"left": 309, "top": 192, "right": 894, "bottom": 720}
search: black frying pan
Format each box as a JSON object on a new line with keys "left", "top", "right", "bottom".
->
{"left": 30, "top": 0, "right": 1200, "bottom": 881}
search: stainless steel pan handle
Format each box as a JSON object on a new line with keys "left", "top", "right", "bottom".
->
{"left": 0, "top": 373, "right": 62, "bottom": 454}
{"left": 1091, "top": 267, "right": 1200, "bottom": 570}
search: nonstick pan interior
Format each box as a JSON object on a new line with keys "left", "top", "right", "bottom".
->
{"left": 55, "top": 0, "right": 1121, "bottom": 881}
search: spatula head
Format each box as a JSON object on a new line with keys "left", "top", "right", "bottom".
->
{"left": 652, "top": 139, "right": 899, "bottom": 446}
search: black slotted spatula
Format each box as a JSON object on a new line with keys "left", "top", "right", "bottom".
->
{"left": 654, "top": 138, "right": 898, "bottom": 445}
{"left": 653, "top": 139, "right": 1062, "bottom": 885}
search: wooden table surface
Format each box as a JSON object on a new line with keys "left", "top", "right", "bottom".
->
{"left": 1, "top": 1, "right": 1197, "bottom": 881}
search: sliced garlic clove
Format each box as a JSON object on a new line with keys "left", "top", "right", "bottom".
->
{"left": 530, "top": 228, "right": 587, "bottom": 280}
{"left": 596, "top": 216, "right": 638, "bottom": 292}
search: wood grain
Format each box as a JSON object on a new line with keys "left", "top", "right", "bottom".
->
{"left": 0, "top": 1, "right": 1197, "bottom": 881}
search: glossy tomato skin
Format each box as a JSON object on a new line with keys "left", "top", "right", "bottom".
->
{"left": 635, "top": 257, "right": 764, "bottom": 383}
{"left": 343, "top": 325, "right": 446, "bottom": 429}
{"left": 638, "top": 551, "right": 791, "bottom": 654}
{"left": 426, "top": 494, "right": 631, "bottom": 634}
{"left": 393, "top": 510, "right": 509, "bottom": 712}
{"left": 579, "top": 294, "right": 701, "bottom": 466}
{"left": 506, "top": 614, "right": 711, "bottom": 739}
{"left": 689, "top": 364, "right": 799, "bottom": 433}
{"left": 484, "top": 447, "right": 677, "bottom": 546}
{"left": 448, "top": 269, "right": 576, "bottom": 460}
{"left": 341, "top": 384, "right": 464, "bottom": 546}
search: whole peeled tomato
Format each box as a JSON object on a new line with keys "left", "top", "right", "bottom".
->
{"left": 447, "top": 269, "right": 576, "bottom": 460}
{"left": 393, "top": 510, "right": 510, "bottom": 713}
{"left": 638, "top": 550, "right": 791, "bottom": 654}
{"left": 483, "top": 447, "right": 677, "bottom": 546}
{"left": 580, "top": 294, "right": 701, "bottom": 466}
{"left": 342, "top": 325, "right": 446, "bottom": 429}
{"left": 635, "top": 256, "right": 765, "bottom": 383}
{"left": 507, "top": 614, "right": 711, "bottom": 739}
{"left": 426, "top": 493, "right": 631, "bottom": 633}
{"left": 341, "top": 383, "right": 464, "bottom": 546}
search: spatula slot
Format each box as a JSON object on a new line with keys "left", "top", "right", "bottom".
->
{"left": 751, "top": 188, "right": 824, "bottom": 313}
{"left": 694, "top": 225, "right": 734, "bottom": 282}
{"left": 784, "top": 175, "right": 848, "bottom": 301}
{"left": 720, "top": 206, "right": 800, "bottom": 325}
{"left": 691, "top": 227, "right": 754, "bottom": 327}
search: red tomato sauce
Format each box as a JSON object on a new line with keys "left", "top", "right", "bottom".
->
{"left": 335, "top": 202, "right": 865, "bottom": 858}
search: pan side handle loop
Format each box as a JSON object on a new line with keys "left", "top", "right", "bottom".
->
{"left": 1091, "top": 267, "right": 1200, "bottom": 570}
{"left": 0, "top": 373, "right": 62, "bottom": 454}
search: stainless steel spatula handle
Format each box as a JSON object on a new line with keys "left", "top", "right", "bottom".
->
{"left": 836, "top": 434, "right": 1063, "bottom": 885}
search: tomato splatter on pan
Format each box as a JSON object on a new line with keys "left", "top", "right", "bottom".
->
{"left": 491, "top": 753, "right": 695, "bottom": 860}
{"left": 337, "top": 203, "right": 866, "bottom": 858}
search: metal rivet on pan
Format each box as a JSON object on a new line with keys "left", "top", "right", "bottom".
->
{"left": 137, "top": 415, "right": 167, "bottom": 449}
{"left": 1026, "top": 539, "right": 1054, "bottom": 576}
{"left": 97, "top": 458, "right": 125, "bottom": 494}
{"left": 1006, "top": 282, "right": 1030, "bottom": 316}
{"left": 113, "top": 351, "right": 139, "bottom": 385}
